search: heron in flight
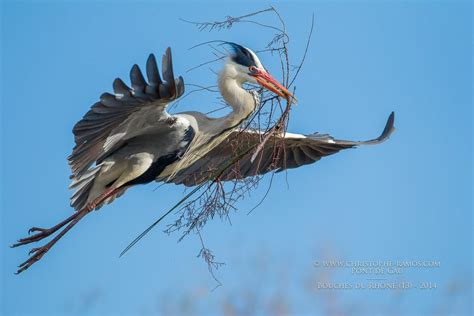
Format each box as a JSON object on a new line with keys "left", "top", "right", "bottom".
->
{"left": 12, "top": 43, "right": 394, "bottom": 273}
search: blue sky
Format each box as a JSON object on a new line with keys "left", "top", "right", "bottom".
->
{"left": 1, "top": 1, "right": 472, "bottom": 315}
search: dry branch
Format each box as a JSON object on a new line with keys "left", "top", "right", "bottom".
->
{"left": 122, "top": 6, "right": 314, "bottom": 286}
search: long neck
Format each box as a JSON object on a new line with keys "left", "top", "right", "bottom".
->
{"left": 218, "top": 67, "right": 256, "bottom": 127}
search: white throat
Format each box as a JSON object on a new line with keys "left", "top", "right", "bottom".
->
{"left": 218, "top": 63, "right": 257, "bottom": 126}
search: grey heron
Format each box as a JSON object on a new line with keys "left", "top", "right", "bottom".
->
{"left": 12, "top": 43, "right": 395, "bottom": 274}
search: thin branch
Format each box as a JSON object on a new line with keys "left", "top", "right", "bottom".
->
{"left": 179, "top": 8, "right": 274, "bottom": 32}
{"left": 197, "top": 230, "right": 223, "bottom": 290}
{"left": 247, "top": 172, "right": 275, "bottom": 215}
{"left": 186, "top": 55, "right": 226, "bottom": 73}
{"left": 289, "top": 13, "right": 315, "bottom": 88}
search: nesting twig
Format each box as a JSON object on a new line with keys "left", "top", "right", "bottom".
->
{"left": 122, "top": 7, "right": 314, "bottom": 286}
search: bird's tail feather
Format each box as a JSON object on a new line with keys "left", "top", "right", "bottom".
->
{"left": 69, "top": 165, "right": 102, "bottom": 211}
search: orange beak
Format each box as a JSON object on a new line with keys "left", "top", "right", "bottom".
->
{"left": 251, "top": 68, "right": 296, "bottom": 104}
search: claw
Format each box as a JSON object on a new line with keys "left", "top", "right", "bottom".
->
{"left": 11, "top": 242, "right": 21, "bottom": 248}
{"left": 16, "top": 246, "right": 48, "bottom": 274}
{"left": 28, "top": 247, "right": 40, "bottom": 255}
{"left": 11, "top": 241, "right": 23, "bottom": 248}
{"left": 28, "top": 227, "right": 48, "bottom": 234}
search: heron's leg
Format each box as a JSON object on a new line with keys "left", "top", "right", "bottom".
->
{"left": 11, "top": 212, "right": 81, "bottom": 247}
{"left": 16, "top": 209, "right": 89, "bottom": 274}
{"left": 13, "top": 187, "right": 122, "bottom": 274}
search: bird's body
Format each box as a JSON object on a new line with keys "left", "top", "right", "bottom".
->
{"left": 12, "top": 43, "right": 395, "bottom": 274}
{"left": 74, "top": 121, "right": 196, "bottom": 210}
{"left": 69, "top": 47, "right": 262, "bottom": 211}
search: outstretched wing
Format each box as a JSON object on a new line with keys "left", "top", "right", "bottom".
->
{"left": 169, "top": 112, "right": 395, "bottom": 186}
{"left": 69, "top": 48, "right": 185, "bottom": 177}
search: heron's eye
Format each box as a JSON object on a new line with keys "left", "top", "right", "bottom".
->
{"left": 249, "top": 66, "right": 258, "bottom": 74}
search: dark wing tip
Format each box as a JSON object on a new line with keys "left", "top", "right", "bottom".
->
{"left": 329, "top": 111, "right": 396, "bottom": 147}
{"left": 377, "top": 111, "right": 395, "bottom": 143}
{"left": 359, "top": 111, "right": 395, "bottom": 145}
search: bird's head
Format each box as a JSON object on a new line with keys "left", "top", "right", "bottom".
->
{"left": 222, "top": 42, "right": 294, "bottom": 102}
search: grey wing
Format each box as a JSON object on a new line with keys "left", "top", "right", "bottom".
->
{"left": 169, "top": 112, "right": 395, "bottom": 186}
{"left": 69, "top": 48, "right": 185, "bottom": 177}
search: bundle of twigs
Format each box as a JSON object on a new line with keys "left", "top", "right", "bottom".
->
{"left": 121, "top": 6, "right": 314, "bottom": 286}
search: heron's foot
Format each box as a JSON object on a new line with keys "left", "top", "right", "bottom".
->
{"left": 12, "top": 190, "right": 115, "bottom": 274}
{"left": 16, "top": 243, "right": 52, "bottom": 274}
{"left": 11, "top": 227, "right": 55, "bottom": 248}
{"left": 11, "top": 211, "right": 82, "bottom": 249}
{"left": 29, "top": 226, "right": 49, "bottom": 234}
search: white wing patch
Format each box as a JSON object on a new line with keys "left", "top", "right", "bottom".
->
{"left": 284, "top": 132, "right": 306, "bottom": 139}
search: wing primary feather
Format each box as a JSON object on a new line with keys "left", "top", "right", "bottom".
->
{"left": 113, "top": 78, "right": 131, "bottom": 97}
{"left": 333, "top": 112, "right": 395, "bottom": 146}
{"left": 130, "top": 64, "right": 147, "bottom": 93}
{"left": 176, "top": 76, "right": 185, "bottom": 96}
{"left": 161, "top": 47, "right": 176, "bottom": 95}
{"left": 146, "top": 53, "right": 162, "bottom": 85}
{"left": 300, "top": 145, "right": 322, "bottom": 161}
